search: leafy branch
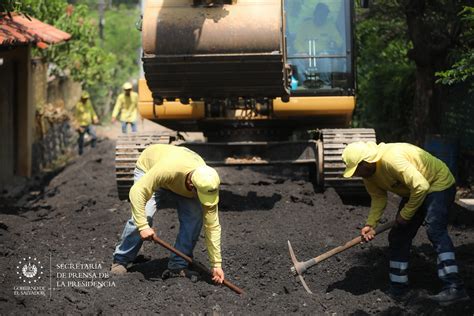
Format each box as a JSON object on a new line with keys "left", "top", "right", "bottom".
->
{"left": 436, "top": 6, "right": 474, "bottom": 86}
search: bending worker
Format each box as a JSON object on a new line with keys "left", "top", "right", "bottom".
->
{"left": 111, "top": 144, "right": 224, "bottom": 284}
{"left": 111, "top": 82, "right": 138, "bottom": 133}
{"left": 342, "top": 141, "right": 469, "bottom": 306}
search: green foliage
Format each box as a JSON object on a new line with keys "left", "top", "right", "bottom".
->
{"left": 7, "top": 0, "right": 116, "bottom": 116}
{"left": 19, "top": 0, "right": 66, "bottom": 23}
{"left": 44, "top": 4, "right": 116, "bottom": 89}
{"left": 67, "top": 0, "right": 139, "bottom": 8}
{"left": 436, "top": 6, "right": 474, "bottom": 87}
{"left": 0, "top": 0, "right": 38, "bottom": 18}
{"left": 6, "top": 1, "right": 141, "bottom": 117}
{"left": 89, "top": 5, "right": 141, "bottom": 94}
{"left": 353, "top": 2, "right": 416, "bottom": 142}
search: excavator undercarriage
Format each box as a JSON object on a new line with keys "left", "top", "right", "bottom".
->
{"left": 115, "top": 128, "right": 375, "bottom": 200}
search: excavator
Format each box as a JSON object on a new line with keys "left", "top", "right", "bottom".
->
{"left": 115, "top": 0, "right": 375, "bottom": 200}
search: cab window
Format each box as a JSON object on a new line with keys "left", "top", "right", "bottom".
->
{"left": 285, "top": 0, "right": 352, "bottom": 95}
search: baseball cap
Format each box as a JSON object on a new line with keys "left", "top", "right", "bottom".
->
{"left": 123, "top": 82, "right": 133, "bottom": 90}
{"left": 341, "top": 141, "right": 382, "bottom": 178}
{"left": 191, "top": 166, "right": 220, "bottom": 206}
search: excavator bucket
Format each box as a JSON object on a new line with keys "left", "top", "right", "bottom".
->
{"left": 142, "top": 0, "right": 289, "bottom": 102}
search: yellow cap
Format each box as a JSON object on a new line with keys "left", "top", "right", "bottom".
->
{"left": 191, "top": 166, "right": 220, "bottom": 206}
{"left": 341, "top": 141, "right": 382, "bottom": 178}
{"left": 81, "top": 91, "right": 90, "bottom": 99}
{"left": 123, "top": 82, "right": 133, "bottom": 90}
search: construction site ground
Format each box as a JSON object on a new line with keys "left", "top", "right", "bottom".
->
{"left": 1, "top": 130, "right": 473, "bottom": 315}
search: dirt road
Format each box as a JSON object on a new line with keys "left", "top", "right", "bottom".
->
{"left": 0, "top": 138, "right": 473, "bottom": 315}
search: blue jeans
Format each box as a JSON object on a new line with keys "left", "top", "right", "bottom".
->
{"left": 113, "top": 168, "right": 203, "bottom": 269}
{"left": 78, "top": 125, "right": 97, "bottom": 155}
{"left": 388, "top": 185, "right": 463, "bottom": 289}
{"left": 121, "top": 121, "right": 137, "bottom": 134}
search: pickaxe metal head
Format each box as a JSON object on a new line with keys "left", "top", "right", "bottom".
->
{"left": 288, "top": 240, "right": 313, "bottom": 294}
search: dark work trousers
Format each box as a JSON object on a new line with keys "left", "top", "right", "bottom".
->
{"left": 388, "top": 185, "right": 463, "bottom": 290}
{"left": 78, "top": 125, "right": 97, "bottom": 155}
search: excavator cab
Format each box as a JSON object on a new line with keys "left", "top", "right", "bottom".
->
{"left": 285, "top": 0, "right": 354, "bottom": 95}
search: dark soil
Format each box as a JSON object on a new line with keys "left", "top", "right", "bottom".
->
{"left": 1, "top": 139, "right": 473, "bottom": 315}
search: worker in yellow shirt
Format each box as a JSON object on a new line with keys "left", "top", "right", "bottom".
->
{"left": 111, "top": 82, "right": 138, "bottom": 133}
{"left": 74, "top": 91, "right": 99, "bottom": 155}
{"left": 111, "top": 144, "right": 224, "bottom": 284}
{"left": 292, "top": 2, "right": 344, "bottom": 86}
{"left": 342, "top": 142, "right": 469, "bottom": 306}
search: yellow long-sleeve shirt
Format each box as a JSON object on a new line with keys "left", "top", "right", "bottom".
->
{"left": 364, "top": 143, "right": 455, "bottom": 227}
{"left": 74, "top": 100, "right": 98, "bottom": 126}
{"left": 294, "top": 18, "right": 343, "bottom": 54}
{"left": 112, "top": 92, "right": 138, "bottom": 123}
{"left": 129, "top": 144, "right": 222, "bottom": 268}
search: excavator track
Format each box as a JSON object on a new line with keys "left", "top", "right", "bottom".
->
{"left": 115, "top": 132, "right": 176, "bottom": 200}
{"left": 322, "top": 128, "right": 376, "bottom": 197}
{"left": 115, "top": 129, "right": 376, "bottom": 200}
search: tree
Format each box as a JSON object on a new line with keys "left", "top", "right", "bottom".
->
{"left": 402, "top": 0, "right": 470, "bottom": 145}
{"left": 5, "top": 0, "right": 117, "bottom": 116}
{"left": 87, "top": 4, "right": 141, "bottom": 115}
{"left": 354, "top": 1, "right": 416, "bottom": 142}
{"left": 436, "top": 6, "right": 474, "bottom": 88}
{"left": 6, "top": 0, "right": 143, "bottom": 118}
{"left": 356, "top": 0, "right": 472, "bottom": 146}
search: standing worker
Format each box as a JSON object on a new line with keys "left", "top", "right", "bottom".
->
{"left": 74, "top": 91, "right": 98, "bottom": 155}
{"left": 111, "top": 82, "right": 139, "bottom": 133}
{"left": 110, "top": 144, "right": 225, "bottom": 284}
{"left": 341, "top": 141, "right": 469, "bottom": 306}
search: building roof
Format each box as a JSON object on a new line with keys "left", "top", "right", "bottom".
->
{"left": 0, "top": 14, "right": 71, "bottom": 48}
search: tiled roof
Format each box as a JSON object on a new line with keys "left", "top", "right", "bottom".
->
{"left": 0, "top": 14, "right": 71, "bottom": 48}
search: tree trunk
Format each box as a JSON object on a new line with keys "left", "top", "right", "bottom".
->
{"left": 404, "top": 0, "right": 464, "bottom": 145}
{"left": 412, "top": 66, "right": 435, "bottom": 146}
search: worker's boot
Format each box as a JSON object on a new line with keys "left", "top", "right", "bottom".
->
{"left": 162, "top": 268, "right": 200, "bottom": 283}
{"left": 385, "top": 284, "right": 410, "bottom": 301}
{"left": 110, "top": 262, "right": 127, "bottom": 275}
{"left": 430, "top": 287, "right": 470, "bottom": 306}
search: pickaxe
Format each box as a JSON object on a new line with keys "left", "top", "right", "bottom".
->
{"left": 288, "top": 220, "right": 396, "bottom": 293}
{"left": 152, "top": 235, "right": 244, "bottom": 295}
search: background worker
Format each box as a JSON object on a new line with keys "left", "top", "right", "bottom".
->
{"left": 111, "top": 144, "right": 224, "bottom": 284}
{"left": 74, "top": 91, "right": 98, "bottom": 155}
{"left": 341, "top": 141, "right": 469, "bottom": 306}
{"left": 111, "top": 82, "right": 139, "bottom": 133}
{"left": 293, "top": 2, "right": 343, "bottom": 86}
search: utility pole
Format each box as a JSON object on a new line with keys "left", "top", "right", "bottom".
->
{"left": 98, "top": 0, "right": 105, "bottom": 46}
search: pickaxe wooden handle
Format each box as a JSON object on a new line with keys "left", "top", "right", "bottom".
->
{"left": 152, "top": 235, "right": 244, "bottom": 295}
{"left": 292, "top": 220, "right": 396, "bottom": 275}
{"left": 289, "top": 220, "right": 396, "bottom": 293}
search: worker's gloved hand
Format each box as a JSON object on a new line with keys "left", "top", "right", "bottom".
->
{"left": 396, "top": 213, "right": 409, "bottom": 226}
{"left": 361, "top": 225, "right": 375, "bottom": 242}
{"left": 211, "top": 267, "right": 224, "bottom": 284}
{"left": 139, "top": 227, "right": 155, "bottom": 241}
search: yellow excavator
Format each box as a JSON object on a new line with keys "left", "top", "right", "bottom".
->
{"left": 115, "top": 0, "right": 375, "bottom": 200}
